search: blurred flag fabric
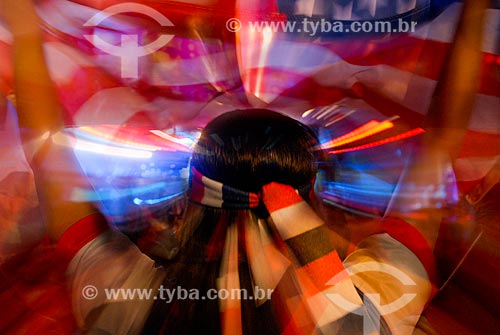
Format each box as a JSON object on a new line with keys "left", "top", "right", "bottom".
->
{"left": 0, "top": 0, "right": 498, "bottom": 220}
{"left": 0, "top": 1, "right": 498, "bottom": 334}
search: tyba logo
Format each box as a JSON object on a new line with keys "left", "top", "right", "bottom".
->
{"left": 84, "top": 2, "right": 174, "bottom": 78}
{"left": 326, "top": 261, "right": 418, "bottom": 335}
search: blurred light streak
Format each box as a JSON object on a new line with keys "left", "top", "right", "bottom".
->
{"left": 71, "top": 126, "right": 195, "bottom": 154}
{"left": 52, "top": 132, "right": 153, "bottom": 158}
{"left": 254, "top": 27, "right": 274, "bottom": 99}
{"left": 314, "top": 105, "right": 337, "bottom": 120}
{"left": 150, "top": 129, "right": 195, "bottom": 149}
{"left": 324, "top": 182, "right": 392, "bottom": 197}
{"left": 320, "top": 184, "right": 390, "bottom": 215}
{"left": 324, "top": 109, "right": 356, "bottom": 127}
{"left": 301, "top": 108, "right": 315, "bottom": 118}
{"left": 329, "top": 128, "right": 425, "bottom": 154}
{"left": 317, "top": 166, "right": 399, "bottom": 215}
{"left": 79, "top": 126, "right": 164, "bottom": 151}
{"left": 74, "top": 140, "right": 153, "bottom": 158}
{"left": 133, "top": 191, "right": 184, "bottom": 205}
{"left": 71, "top": 181, "right": 170, "bottom": 202}
{"left": 321, "top": 117, "right": 397, "bottom": 150}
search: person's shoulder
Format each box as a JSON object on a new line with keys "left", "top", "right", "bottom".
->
{"left": 56, "top": 212, "right": 109, "bottom": 265}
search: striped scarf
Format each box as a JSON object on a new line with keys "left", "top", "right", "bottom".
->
{"left": 189, "top": 166, "right": 260, "bottom": 209}
{"left": 187, "top": 168, "right": 362, "bottom": 335}
{"left": 186, "top": 168, "right": 436, "bottom": 335}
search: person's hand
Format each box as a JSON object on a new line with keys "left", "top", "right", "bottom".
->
{"left": 0, "top": 0, "right": 41, "bottom": 36}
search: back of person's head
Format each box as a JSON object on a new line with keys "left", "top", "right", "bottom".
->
{"left": 191, "top": 109, "right": 319, "bottom": 196}
{"left": 145, "top": 109, "right": 320, "bottom": 335}
{"left": 177, "top": 108, "right": 321, "bottom": 256}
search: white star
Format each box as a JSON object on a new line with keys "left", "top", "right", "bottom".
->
{"left": 332, "top": 1, "right": 354, "bottom": 20}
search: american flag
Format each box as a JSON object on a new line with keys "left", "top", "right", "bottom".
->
{"left": 0, "top": 1, "right": 498, "bottom": 334}
{"left": 0, "top": 0, "right": 498, "bottom": 214}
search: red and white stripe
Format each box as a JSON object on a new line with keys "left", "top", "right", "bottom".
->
{"left": 0, "top": 1, "right": 498, "bottom": 195}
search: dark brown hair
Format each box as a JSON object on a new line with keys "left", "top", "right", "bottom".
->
{"left": 191, "top": 109, "right": 319, "bottom": 195}
{"left": 144, "top": 109, "right": 320, "bottom": 335}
